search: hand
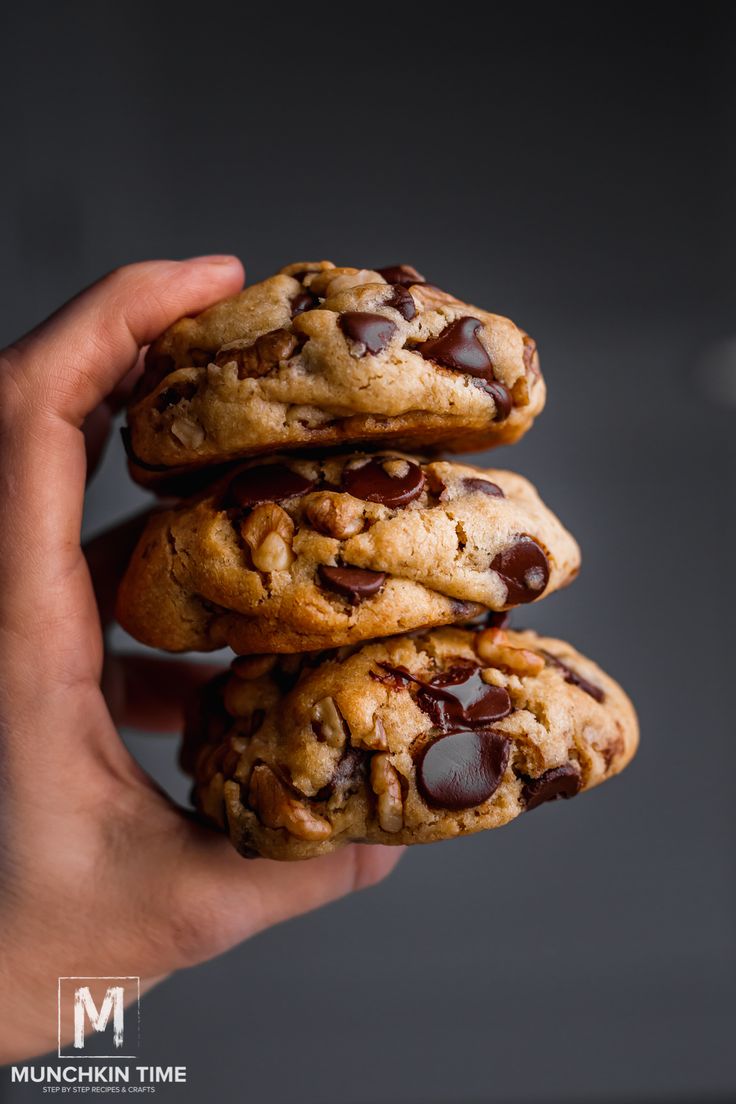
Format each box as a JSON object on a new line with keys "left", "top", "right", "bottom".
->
{"left": 0, "top": 258, "right": 402, "bottom": 1061}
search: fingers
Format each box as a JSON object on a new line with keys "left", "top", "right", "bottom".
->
{"left": 102, "top": 654, "right": 222, "bottom": 732}
{"left": 4, "top": 256, "right": 244, "bottom": 425}
{"left": 84, "top": 511, "right": 155, "bottom": 627}
{"left": 0, "top": 258, "right": 243, "bottom": 665}
{"left": 83, "top": 348, "right": 147, "bottom": 482}
{"left": 173, "top": 828, "right": 404, "bottom": 963}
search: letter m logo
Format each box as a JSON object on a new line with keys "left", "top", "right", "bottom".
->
{"left": 58, "top": 977, "right": 140, "bottom": 1057}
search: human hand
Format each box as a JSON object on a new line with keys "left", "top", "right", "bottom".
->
{"left": 0, "top": 257, "right": 402, "bottom": 1061}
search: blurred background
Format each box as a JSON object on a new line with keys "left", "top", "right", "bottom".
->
{"left": 1, "top": 2, "right": 734, "bottom": 1101}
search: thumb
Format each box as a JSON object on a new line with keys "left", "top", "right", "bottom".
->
{"left": 167, "top": 822, "right": 404, "bottom": 966}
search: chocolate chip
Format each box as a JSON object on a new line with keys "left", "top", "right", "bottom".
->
{"left": 522, "top": 764, "right": 581, "bottom": 810}
{"left": 339, "top": 312, "right": 397, "bottom": 356}
{"left": 417, "top": 667, "right": 512, "bottom": 732}
{"left": 228, "top": 464, "right": 314, "bottom": 508}
{"left": 372, "top": 663, "right": 416, "bottom": 690}
{"left": 483, "top": 610, "right": 512, "bottom": 630}
{"left": 384, "top": 285, "right": 416, "bottom": 321}
{"left": 540, "top": 651, "right": 605, "bottom": 702}
{"left": 318, "top": 565, "right": 387, "bottom": 604}
{"left": 315, "top": 746, "right": 367, "bottom": 802}
{"left": 477, "top": 379, "right": 513, "bottom": 421}
{"left": 291, "top": 290, "right": 318, "bottom": 317}
{"left": 342, "top": 457, "right": 425, "bottom": 507}
{"left": 491, "top": 536, "right": 550, "bottom": 605}
{"left": 376, "top": 264, "right": 426, "bottom": 286}
{"left": 155, "top": 380, "right": 198, "bottom": 412}
{"left": 417, "top": 729, "right": 510, "bottom": 810}
{"left": 417, "top": 316, "right": 492, "bottom": 379}
{"left": 461, "top": 477, "right": 504, "bottom": 498}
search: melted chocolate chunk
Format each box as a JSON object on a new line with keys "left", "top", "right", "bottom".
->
{"left": 417, "top": 729, "right": 510, "bottom": 810}
{"left": 339, "top": 312, "right": 397, "bottom": 355}
{"left": 228, "top": 464, "right": 314, "bottom": 508}
{"left": 540, "top": 651, "right": 605, "bottom": 702}
{"left": 374, "top": 662, "right": 511, "bottom": 732}
{"left": 342, "top": 457, "right": 425, "bottom": 507}
{"left": 316, "top": 746, "right": 367, "bottom": 802}
{"left": 491, "top": 536, "right": 550, "bottom": 604}
{"left": 477, "top": 379, "right": 513, "bottom": 421}
{"left": 483, "top": 610, "right": 512, "bottom": 630}
{"left": 318, "top": 565, "right": 387, "bottom": 604}
{"left": 372, "top": 663, "right": 416, "bottom": 690}
{"left": 384, "top": 285, "right": 416, "bottom": 321}
{"left": 376, "top": 264, "right": 426, "bottom": 286}
{"left": 291, "top": 290, "right": 318, "bottom": 316}
{"left": 417, "top": 666, "right": 512, "bottom": 731}
{"left": 461, "top": 477, "right": 505, "bottom": 498}
{"left": 521, "top": 764, "right": 581, "bottom": 810}
{"left": 417, "top": 317, "right": 493, "bottom": 379}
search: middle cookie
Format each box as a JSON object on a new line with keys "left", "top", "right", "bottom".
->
{"left": 116, "top": 453, "right": 581, "bottom": 654}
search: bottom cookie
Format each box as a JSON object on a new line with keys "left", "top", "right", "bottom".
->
{"left": 183, "top": 626, "right": 638, "bottom": 860}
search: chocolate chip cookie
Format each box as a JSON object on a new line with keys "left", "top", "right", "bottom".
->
{"left": 125, "top": 261, "right": 544, "bottom": 484}
{"left": 183, "top": 626, "right": 638, "bottom": 860}
{"left": 116, "top": 454, "right": 580, "bottom": 653}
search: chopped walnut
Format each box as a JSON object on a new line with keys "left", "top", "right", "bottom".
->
{"left": 305, "top": 491, "right": 365, "bottom": 538}
{"left": 170, "top": 417, "right": 204, "bottom": 449}
{"left": 308, "top": 268, "right": 380, "bottom": 298}
{"left": 370, "top": 754, "right": 404, "bottom": 833}
{"left": 240, "top": 503, "right": 295, "bottom": 572}
{"left": 476, "top": 628, "right": 546, "bottom": 677}
{"left": 355, "top": 715, "right": 389, "bottom": 751}
{"left": 311, "top": 697, "right": 346, "bottom": 748}
{"left": 522, "top": 334, "right": 540, "bottom": 379}
{"left": 216, "top": 329, "right": 299, "bottom": 379}
{"left": 249, "top": 764, "right": 332, "bottom": 841}
{"left": 511, "top": 376, "right": 530, "bottom": 407}
{"left": 381, "top": 458, "right": 411, "bottom": 479}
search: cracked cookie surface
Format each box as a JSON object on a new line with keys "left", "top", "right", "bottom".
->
{"left": 115, "top": 453, "right": 580, "bottom": 653}
{"left": 183, "top": 626, "right": 638, "bottom": 860}
{"left": 125, "top": 261, "right": 544, "bottom": 485}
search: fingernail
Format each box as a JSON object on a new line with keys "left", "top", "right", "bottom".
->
{"left": 184, "top": 254, "right": 239, "bottom": 265}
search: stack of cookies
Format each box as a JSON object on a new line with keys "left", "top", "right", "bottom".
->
{"left": 118, "top": 261, "right": 638, "bottom": 860}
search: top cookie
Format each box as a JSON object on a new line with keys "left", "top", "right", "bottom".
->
{"left": 125, "top": 261, "right": 544, "bottom": 484}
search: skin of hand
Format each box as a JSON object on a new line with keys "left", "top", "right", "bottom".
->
{"left": 0, "top": 257, "right": 403, "bottom": 1062}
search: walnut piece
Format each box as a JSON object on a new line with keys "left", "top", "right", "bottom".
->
{"left": 216, "top": 328, "right": 299, "bottom": 379}
{"left": 476, "top": 628, "right": 546, "bottom": 677}
{"left": 311, "top": 697, "right": 346, "bottom": 748}
{"left": 249, "top": 764, "right": 332, "bottom": 841}
{"left": 170, "top": 417, "right": 205, "bottom": 448}
{"left": 511, "top": 376, "right": 530, "bottom": 407}
{"left": 381, "top": 458, "right": 410, "bottom": 479}
{"left": 308, "top": 267, "right": 380, "bottom": 298}
{"left": 240, "top": 503, "right": 295, "bottom": 572}
{"left": 370, "top": 754, "right": 403, "bottom": 833}
{"left": 305, "top": 491, "right": 365, "bottom": 538}
{"left": 355, "top": 715, "right": 389, "bottom": 751}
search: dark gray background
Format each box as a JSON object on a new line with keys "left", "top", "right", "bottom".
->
{"left": 2, "top": 3, "right": 735, "bottom": 1101}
